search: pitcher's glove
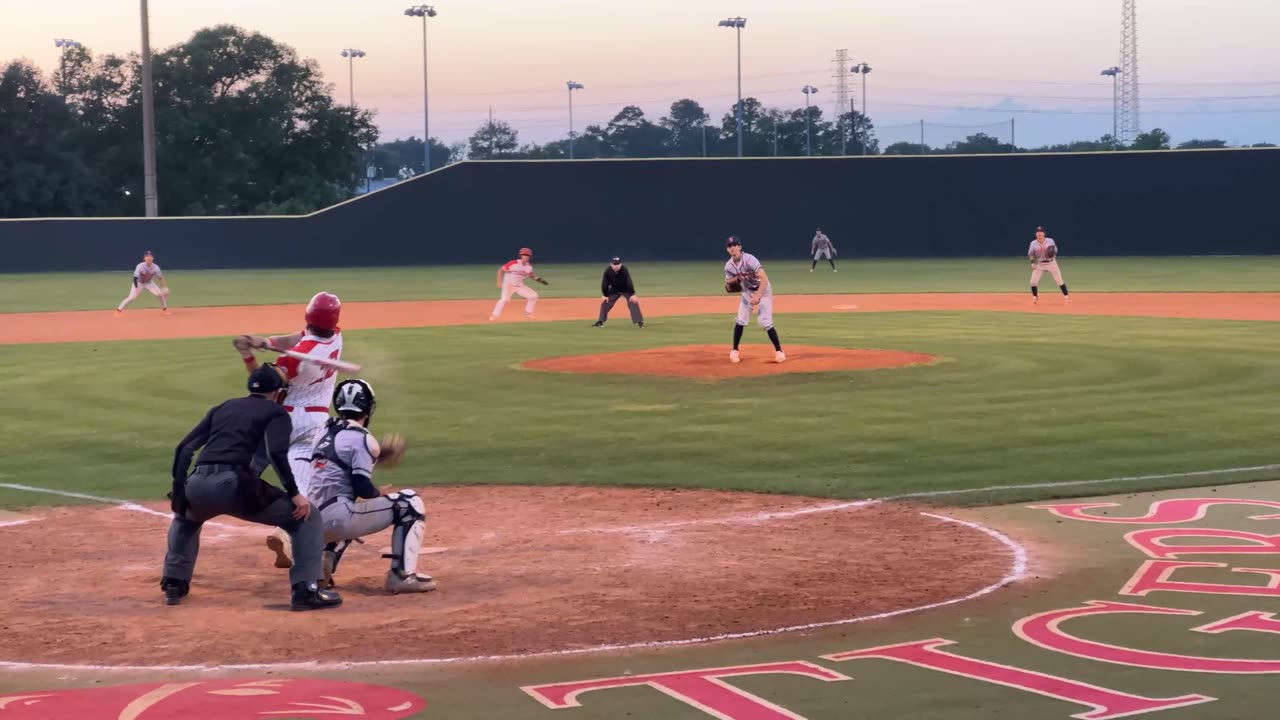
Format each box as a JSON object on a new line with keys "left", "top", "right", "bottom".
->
{"left": 725, "top": 279, "right": 743, "bottom": 294}
{"left": 376, "top": 434, "right": 407, "bottom": 468}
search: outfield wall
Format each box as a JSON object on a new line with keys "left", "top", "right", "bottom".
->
{"left": 3, "top": 148, "right": 1278, "bottom": 271}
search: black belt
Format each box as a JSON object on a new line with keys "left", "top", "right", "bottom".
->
{"left": 192, "top": 463, "right": 247, "bottom": 475}
{"left": 318, "top": 496, "right": 343, "bottom": 511}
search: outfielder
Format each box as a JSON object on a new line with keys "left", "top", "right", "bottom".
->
{"left": 115, "top": 250, "right": 170, "bottom": 314}
{"left": 490, "top": 247, "right": 548, "bottom": 321}
{"left": 1027, "top": 226, "right": 1071, "bottom": 305}
{"left": 233, "top": 292, "right": 345, "bottom": 498}
{"left": 266, "top": 379, "right": 436, "bottom": 594}
{"left": 810, "top": 227, "right": 837, "bottom": 272}
{"left": 724, "top": 237, "right": 785, "bottom": 364}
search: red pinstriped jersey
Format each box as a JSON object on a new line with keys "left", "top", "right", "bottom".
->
{"left": 275, "top": 330, "right": 344, "bottom": 408}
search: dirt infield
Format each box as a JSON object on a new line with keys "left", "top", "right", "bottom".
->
{"left": 523, "top": 344, "right": 938, "bottom": 378}
{"left": 4, "top": 292, "right": 1277, "bottom": 345}
{"left": 0, "top": 487, "right": 1010, "bottom": 667}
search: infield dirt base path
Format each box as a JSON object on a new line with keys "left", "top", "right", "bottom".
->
{"left": 3, "top": 292, "right": 1277, "bottom": 345}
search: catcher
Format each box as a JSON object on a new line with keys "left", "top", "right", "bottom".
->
{"left": 1027, "top": 226, "right": 1071, "bottom": 305}
{"left": 266, "top": 378, "right": 436, "bottom": 594}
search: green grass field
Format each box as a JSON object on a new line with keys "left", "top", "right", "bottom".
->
{"left": 3, "top": 256, "right": 1279, "bottom": 312}
{"left": 5, "top": 308, "right": 1278, "bottom": 510}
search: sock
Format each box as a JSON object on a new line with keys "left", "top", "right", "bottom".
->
{"left": 1060, "top": 284, "right": 1069, "bottom": 296}
{"left": 829, "top": 260, "right": 837, "bottom": 270}
{"left": 811, "top": 260, "right": 817, "bottom": 269}
{"left": 766, "top": 327, "right": 782, "bottom": 351}
{"left": 732, "top": 324, "right": 744, "bottom": 350}
{"left": 1031, "top": 286, "right": 1039, "bottom": 298}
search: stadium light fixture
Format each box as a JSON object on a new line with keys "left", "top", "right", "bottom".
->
{"left": 567, "top": 81, "right": 585, "bottom": 159}
{"left": 404, "top": 6, "right": 438, "bottom": 171}
{"left": 718, "top": 17, "right": 747, "bottom": 157}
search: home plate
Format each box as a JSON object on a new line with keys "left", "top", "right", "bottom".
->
{"left": 832, "top": 304, "right": 860, "bottom": 310}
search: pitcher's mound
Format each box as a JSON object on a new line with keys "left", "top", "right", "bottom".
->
{"left": 523, "top": 344, "right": 936, "bottom": 378}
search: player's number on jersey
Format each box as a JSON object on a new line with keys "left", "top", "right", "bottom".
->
{"left": 309, "top": 350, "right": 342, "bottom": 385}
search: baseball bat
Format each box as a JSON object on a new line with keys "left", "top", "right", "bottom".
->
{"left": 261, "top": 346, "right": 362, "bottom": 374}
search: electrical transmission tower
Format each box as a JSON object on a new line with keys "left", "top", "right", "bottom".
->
{"left": 1118, "top": 0, "right": 1141, "bottom": 143}
{"left": 833, "top": 49, "right": 851, "bottom": 116}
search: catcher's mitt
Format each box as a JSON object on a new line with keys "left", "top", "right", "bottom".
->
{"left": 725, "top": 279, "right": 743, "bottom": 294}
{"left": 376, "top": 433, "right": 407, "bottom": 468}
{"left": 534, "top": 278, "right": 549, "bottom": 286}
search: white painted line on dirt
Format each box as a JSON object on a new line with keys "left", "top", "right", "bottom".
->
{"left": 0, "top": 482, "right": 238, "bottom": 529}
{"left": 565, "top": 464, "right": 1280, "bottom": 537}
{"left": 0, "top": 519, "right": 36, "bottom": 528}
{"left": 0, "top": 511, "right": 1026, "bottom": 673}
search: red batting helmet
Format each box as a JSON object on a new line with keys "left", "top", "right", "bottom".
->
{"left": 518, "top": 247, "right": 533, "bottom": 257}
{"left": 305, "top": 292, "right": 341, "bottom": 331}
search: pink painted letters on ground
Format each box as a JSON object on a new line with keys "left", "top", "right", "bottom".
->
{"left": 1027, "top": 499, "right": 1280, "bottom": 525}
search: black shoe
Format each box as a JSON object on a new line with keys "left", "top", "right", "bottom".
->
{"left": 291, "top": 581, "right": 343, "bottom": 612}
{"left": 591, "top": 321, "right": 604, "bottom": 327}
{"left": 636, "top": 322, "right": 644, "bottom": 328}
{"left": 161, "top": 577, "right": 189, "bottom": 606}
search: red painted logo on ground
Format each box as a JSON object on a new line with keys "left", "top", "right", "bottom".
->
{"left": 0, "top": 678, "right": 424, "bottom": 719}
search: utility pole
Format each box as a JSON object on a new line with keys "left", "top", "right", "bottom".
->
{"left": 139, "top": 0, "right": 159, "bottom": 216}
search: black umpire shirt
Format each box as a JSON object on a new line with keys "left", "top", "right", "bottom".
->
{"left": 172, "top": 395, "right": 299, "bottom": 496}
{"left": 602, "top": 265, "right": 636, "bottom": 296}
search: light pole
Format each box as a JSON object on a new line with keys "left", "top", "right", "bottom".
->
{"left": 566, "top": 81, "right": 584, "bottom": 159}
{"left": 53, "top": 39, "right": 82, "bottom": 97}
{"left": 717, "top": 17, "right": 747, "bottom": 157}
{"left": 851, "top": 62, "right": 871, "bottom": 155}
{"left": 139, "top": 0, "right": 158, "bottom": 217}
{"left": 404, "top": 5, "right": 437, "bottom": 172}
{"left": 802, "top": 85, "right": 819, "bottom": 156}
{"left": 340, "top": 49, "right": 366, "bottom": 108}
{"left": 1101, "top": 66, "right": 1121, "bottom": 148}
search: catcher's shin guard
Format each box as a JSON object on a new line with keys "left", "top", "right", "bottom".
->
{"left": 383, "top": 490, "right": 426, "bottom": 576}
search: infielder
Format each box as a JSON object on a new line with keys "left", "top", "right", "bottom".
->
{"left": 724, "top": 237, "right": 785, "bottom": 364}
{"left": 115, "top": 250, "right": 170, "bottom": 314}
{"left": 266, "top": 379, "right": 436, "bottom": 594}
{"left": 1027, "top": 226, "right": 1070, "bottom": 305}
{"left": 810, "top": 227, "right": 837, "bottom": 272}
{"left": 490, "top": 247, "right": 548, "bottom": 321}
{"left": 233, "top": 292, "right": 345, "bottom": 498}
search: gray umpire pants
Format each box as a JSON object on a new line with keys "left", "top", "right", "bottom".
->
{"left": 163, "top": 465, "right": 323, "bottom": 588}
{"left": 597, "top": 293, "right": 644, "bottom": 324}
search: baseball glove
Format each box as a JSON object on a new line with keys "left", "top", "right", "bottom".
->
{"left": 1045, "top": 246, "right": 1057, "bottom": 259}
{"left": 376, "top": 433, "right": 407, "bottom": 468}
{"left": 725, "top": 279, "right": 743, "bottom": 294}
{"left": 534, "top": 278, "right": 549, "bottom": 286}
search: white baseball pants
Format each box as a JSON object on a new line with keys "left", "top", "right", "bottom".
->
{"left": 492, "top": 283, "right": 538, "bottom": 317}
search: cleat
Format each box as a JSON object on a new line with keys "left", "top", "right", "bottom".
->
{"left": 266, "top": 529, "right": 293, "bottom": 569}
{"left": 386, "top": 571, "right": 437, "bottom": 594}
{"left": 161, "top": 577, "right": 188, "bottom": 606}
{"left": 776, "top": 351, "right": 787, "bottom": 363}
{"left": 114, "top": 310, "right": 123, "bottom": 316}
{"left": 291, "top": 582, "right": 342, "bottom": 611}
{"left": 729, "top": 349, "right": 740, "bottom": 364}
{"left": 1064, "top": 296, "right": 1072, "bottom": 304}
{"left": 1032, "top": 296, "right": 1039, "bottom": 305}
{"left": 636, "top": 321, "right": 643, "bottom": 328}
{"left": 591, "top": 321, "right": 604, "bottom": 327}
{"left": 810, "top": 268, "right": 814, "bottom": 272}
{"left": 488, "top": 315, "right": 497, "bottom": 322}
{"left": 162, "top": 308, "right": 171, "bottom": 315}
{"left": 832, "top": 269, "right": 837, "bottom": 272}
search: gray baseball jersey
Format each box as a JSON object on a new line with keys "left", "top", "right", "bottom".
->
{"left": 133, "top": 262, "right": 163, "bottom": 284}
{"left": 812, "top": 233, "right": 834, "bottom": 253}
{"left": 1028, "top": 239, "right": 1058, "bottom": 263}
{"left": 725, "top": 252, "right": 775, "bottom": 330}
{"left": 307, "top": 420, "right": 376, "bottom": 508}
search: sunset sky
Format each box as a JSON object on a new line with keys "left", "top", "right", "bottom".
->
{"left": 7, "top": 0, "right": 1280, "bottom": 148}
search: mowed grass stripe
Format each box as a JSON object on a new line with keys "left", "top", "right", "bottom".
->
{"left": 2, "top": 311, "right": 1276, "bottom": 509}
{"left": 2, "top": 256, "right": 1278, "bottom": 313}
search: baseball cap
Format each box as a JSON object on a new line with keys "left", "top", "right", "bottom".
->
{"left": 144, "top": 250, "right": 154, "bottom": 257}
{"left": 1035, "top": 226, "right": 1045, "bottom": 232}
{"left": 610, "top": 257, "right": 622, "bottom": 264}
{"left": 725, "top": 236, "right": 741, "bottom": 247}
{"left": 248, "top": 363, "right": 287, "bottom": 394}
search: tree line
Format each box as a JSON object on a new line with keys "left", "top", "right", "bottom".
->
{"left": 0, "top": 25, "right": 376, "bottom": 218}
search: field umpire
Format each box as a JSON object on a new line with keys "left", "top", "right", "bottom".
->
{"left": 592, "top": 257, "right": 644, "bottom": 328}
{"left": 160, "top": 363, "right": 342, "bottom": 612}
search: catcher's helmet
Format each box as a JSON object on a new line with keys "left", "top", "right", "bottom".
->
{"left": 305, "top": 292, "right": 341, "bottom": 331}
{"left": 333, "top": 378, "right": 377, "bottom": 420}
